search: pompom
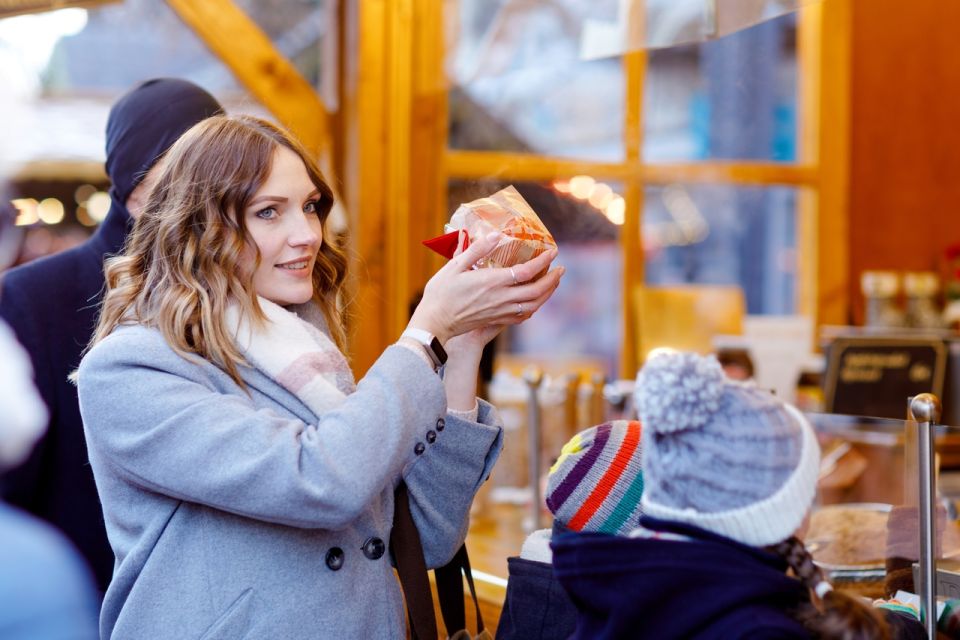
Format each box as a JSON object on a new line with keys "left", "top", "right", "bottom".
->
{"left": 635, "top": 351, "right": 725, "bottom": 433}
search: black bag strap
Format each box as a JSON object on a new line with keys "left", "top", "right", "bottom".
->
{"left": 435, "top": 545, "right": 485, "bottom": 635}
{"left": 392, "top": 481, "right": 485, "bottom": 639}
{"left": 391, "top": 482, "right": 437, "bottom": 640}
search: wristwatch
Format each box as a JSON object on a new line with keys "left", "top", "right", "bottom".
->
{"left": 400, "top": 328, "right": 448, "bottom": 369}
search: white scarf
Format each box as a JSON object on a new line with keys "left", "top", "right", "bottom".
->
{"left": 225, "top": 298, "right": 356, "bottom": 415}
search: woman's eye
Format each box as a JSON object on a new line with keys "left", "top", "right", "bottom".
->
{"left": 304, "top": 200, "right": 318, "bottom": 215}
{"left": 255, "top": 207, "right": 277, "bottom": 220}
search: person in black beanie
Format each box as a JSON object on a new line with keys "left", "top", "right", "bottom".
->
{"left": 0, "top": 78, "right": 223, "bottom": 594}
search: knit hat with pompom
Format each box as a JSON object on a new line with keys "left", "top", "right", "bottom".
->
{"left": 635, "top": 351, "right": 820, "bottom": 547}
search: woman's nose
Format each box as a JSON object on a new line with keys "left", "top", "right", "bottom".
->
{"left": 288, "top": 213, "right": 321, "bottom": 246}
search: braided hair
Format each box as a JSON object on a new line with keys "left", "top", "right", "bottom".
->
{"left": 769, "top": 536, "right": 890, "bottom": 640}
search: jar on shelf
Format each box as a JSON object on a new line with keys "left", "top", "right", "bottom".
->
{"left": 903, "top": 271, "right": 944, "bottom": 329}
{"left": 795, "top": 354, "right": 825, "bottom": 413}
{"left": 861, "top": 270, "right": 904, "bottom": 328}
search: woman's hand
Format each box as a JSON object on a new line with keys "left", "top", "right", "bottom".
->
{"left": 408, "top": 231, "right": 564, "bottom": 343}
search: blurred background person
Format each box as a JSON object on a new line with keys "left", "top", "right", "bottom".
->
{"left": 0, "top": 78, "right": 223, "bottom": 594}
{"left": 0, "top": 200, "right": 98, "bottom": 639}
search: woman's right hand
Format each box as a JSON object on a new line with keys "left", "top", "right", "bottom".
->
{"left": 408, "top": 231, "right": 563, "bottom": 343}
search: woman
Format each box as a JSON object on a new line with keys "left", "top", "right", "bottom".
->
{"left": 77, "top": 114, "right": 562, "bottom": 639}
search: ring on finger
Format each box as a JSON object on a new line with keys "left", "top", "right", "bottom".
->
{"left": 516, "top": 302, "right": 524, "bottom": 316}
{"left": 509, "top": 267, "right": 518, "bottom": 286}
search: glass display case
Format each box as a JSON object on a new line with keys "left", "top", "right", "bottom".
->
{"left": 807, "top": 408, "right": 960, "bottom": 627}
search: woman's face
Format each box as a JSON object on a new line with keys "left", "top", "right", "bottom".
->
{"left": 241, "top": 145, "right": 325, "bottom": 306}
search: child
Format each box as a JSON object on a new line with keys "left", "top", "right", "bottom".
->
{"left": 498, "top": 419, "right": 644, "bottom": 639}
{"left": 552, "top": 351, "right": 923, "bottom": 639}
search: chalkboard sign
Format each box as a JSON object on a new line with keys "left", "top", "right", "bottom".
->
{"left": 824, "top": 337, "right": 946, "bottom": 420}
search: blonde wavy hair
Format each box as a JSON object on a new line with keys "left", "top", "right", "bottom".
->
{"left": 91, "top": 115, "right": 349, "bottom": 386}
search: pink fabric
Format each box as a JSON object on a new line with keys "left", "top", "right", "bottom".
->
{"left": 276, "top": 351, "right": 354, "bottom": 395}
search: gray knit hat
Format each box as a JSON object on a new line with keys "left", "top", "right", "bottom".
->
{"left": 634, "top": 351, "right": 820, "bottom": 547}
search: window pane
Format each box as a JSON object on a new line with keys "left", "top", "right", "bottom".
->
{"left": 448, "top": 179, "right": 623, "bottom": 377}
{"left": 1, "top": 0, "right": 334, "bottom": 263}
{"left": 643, "top": 184, "right": 801, "bottom": 315}
{"left": 644, "top": 12, "right": 797, "bottom": 162}
{"left": 45, "top": 0, "right": 331, "bottom": 95}
{"left": 447, "top": 1, "right": 625, "bottom": 162}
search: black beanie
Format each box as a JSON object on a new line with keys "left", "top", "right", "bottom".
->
{"left": 104, "top": 78, "right": 223, "bottom": 204}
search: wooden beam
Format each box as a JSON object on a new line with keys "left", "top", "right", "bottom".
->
{"left": 445, "top": 150, "right": 631, "bottom": 182}
{"left": 797, "top": 5, "right": 820, "bottom": 322}
{"left": 640, "top": 162, "right": 818, "bottom": 187}
{"left": 165, "top": 0, "right": 330, "bottom": 159}
{"left": 384, "top": 0, "right": 415, "bottom": 340}
{"left": 445, "top": 150, "right": 818, "bottom": 188}
{"left": 621, "top": 46, "right": 645, "bottom": 379}
{"left": 411, "top": 0, "right": 450, "bottom": 282}
{"left": 341, "top": 0, "right": 390, "bottom": 375}
{"left": 813, "top": 0, "right": 852, "bottom": 327}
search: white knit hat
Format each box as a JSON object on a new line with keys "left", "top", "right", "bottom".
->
{"left": 634, "top": 351, "right": 820, "bottom": 547}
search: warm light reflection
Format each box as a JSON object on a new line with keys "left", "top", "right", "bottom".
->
{"left": 74, "top": 183, "right": 97, "bottom": 204}
{"left": 604, "top": 196, "right": 625, "bottom": 225}
{"left": 12, "top": 198, "right": 39, "bottom": 226}
{"left": 569, "top": 175, "right": 595, "bottom": 199}
{"left": 553, "top": 180, "right": 571, "bottom": 193}
{"left": 76, "top": 204, "right": 96, "bottom": 227}
{"left": 87, "top": 191, "right": 111, "bottom": 222}
{"left": 645, "top": 346, "right": 679, "bottom": 361}
{"left": 588, "top": 183, "right": 614, "bottom": 209}
{"left": 38, "top": 198, "right": 65, "bottom": 225}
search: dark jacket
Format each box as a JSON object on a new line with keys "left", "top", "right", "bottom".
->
{"left": 498, "top": 522, "right": 579, "bottom": 640}
{"left": 0, "top": 205, "right": 129, "bottom": 591}
{"left": 498, "top": 555, "right": 578, "bottom": 640}
{"left": 551, "top": 516, "right": 812, "bottom": 639}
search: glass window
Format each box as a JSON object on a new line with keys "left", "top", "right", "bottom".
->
{"left": 447, "top": 1, "right": 625, "bottom": 162}
{"left": 643, "top": 13, "right": 797, "bottom": 162}
{"left": 643, "top": 183, "right": 801, "bottom": 315}
{"left": 1, "top": 0, "right": 334, "bottom": 264}
{"left": 44, "top": 0, "right": 330, "bottom": 96}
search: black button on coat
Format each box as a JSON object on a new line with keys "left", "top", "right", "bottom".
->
{"left": 361, "top": 537, "right": 385, "bottom": 560}
{"left": 325, "top": 547, "right": 345, "bottom": 571}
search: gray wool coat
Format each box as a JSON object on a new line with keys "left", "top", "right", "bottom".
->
{"left": 77, "top": 324, "right": 503, "bottom": 640}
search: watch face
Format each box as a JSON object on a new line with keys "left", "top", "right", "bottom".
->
{"left": 430, "top": 336, "right": 448, "bottom": 365}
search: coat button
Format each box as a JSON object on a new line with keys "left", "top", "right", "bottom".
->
{"left": 436, "top": 418, "right": 445, "bottom": 432}
{"left": 362, "top": 537, "right": 386, "bottom": 560}
{"left": 325, "top": 547, "right": 344, "bottom": 571}
{"left": 414, "top": 442, "right": 426, "bottom": 455}
{"left": 426, "top": 430, "right": 437, "bottom": 444}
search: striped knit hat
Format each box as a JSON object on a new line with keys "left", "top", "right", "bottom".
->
{"left": 545, "top": 420, "right": 644, "bottom": 535}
